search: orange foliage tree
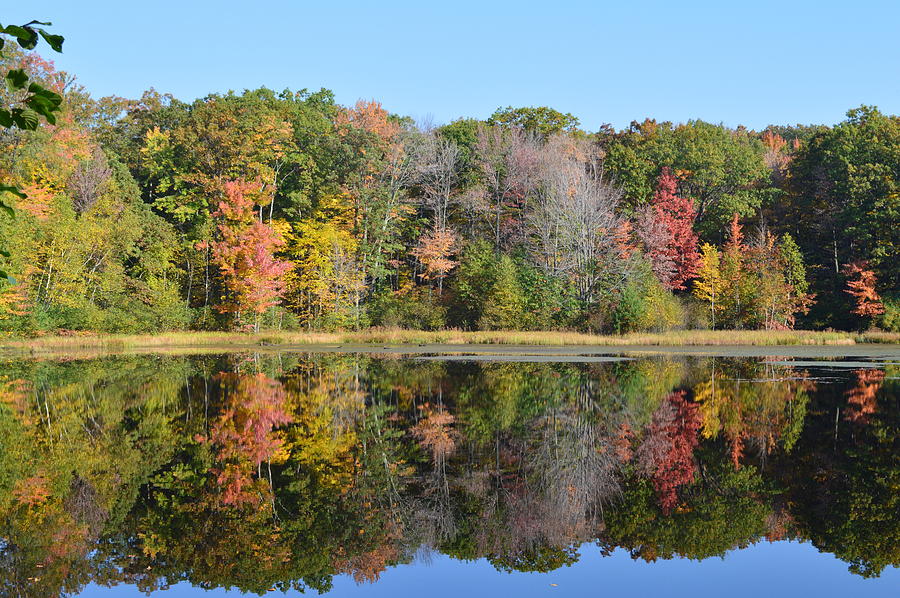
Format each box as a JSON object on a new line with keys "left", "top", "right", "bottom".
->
{"left": 205, "top": 179, "right": 293, "bottom": 330}
{"left": 411, "top": 228, "right": 459, "bottom": 292}
{"left": 842, "top": 260, "right": 884, "bottom": 319}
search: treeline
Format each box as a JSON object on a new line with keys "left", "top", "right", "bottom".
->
{"left": 0, "top": 48, "right": 898, "bottom": 334}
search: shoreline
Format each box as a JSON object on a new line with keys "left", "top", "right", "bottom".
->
{"left": 1, "top": 329, "right": 898, "bottom": 358}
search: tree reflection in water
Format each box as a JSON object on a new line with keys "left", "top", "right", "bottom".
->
{"left": 0, "top": 353, "right": 896, "bottom": 596}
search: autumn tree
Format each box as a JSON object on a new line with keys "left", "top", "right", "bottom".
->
{"left": 693, "top": 218, "right": 811, "bottom": 329}
{"left": 414, "top": 133, "right": 460, "bottom": 232}
{"left": 412, "top": 228, "right": 459, "bottom": 292}
{"left": 842, "top": 260, "right": 884, "bottom": 325}
{"left": 207, "top": 179, "right": 292, "bottom": 330}
{"left": 693, "top": 243, "right": 722, "bottom": 328}
{"left": 473, "top": 124, "right": 541, "bottom": 249}
{"left": 337, "top": 99, "right": 416, "bottom": 291}
{"left": 283, "top": 193, "right": 365, "bottom": 329}
{"left": 635, "top": 167, "right": 700, "bottom": 290}
{"left": 718, "top": 215, "right": 750, "bottom": 326}
{"left": 530, "top": 135, "right": 626, "bottom": 306}
{"left": 636, "top": 205, "right": 676, "bottom": 287}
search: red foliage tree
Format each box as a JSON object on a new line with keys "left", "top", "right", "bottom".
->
{"left": 637, "top": 168, "right": 700, "bottom": 290}
{"left": 206, "top": 179, "right": 293, "bottom": 330}
{"left": 842, "top": 260, "right": 885, "bottom": 318}
{"left": 636, "top": 205, "right": 676, "bottom": 285}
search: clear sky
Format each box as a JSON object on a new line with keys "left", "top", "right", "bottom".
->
{"left": 78, "top": 542, "right": 900, "bottom": 597}
{"left": 6, "top": 0, "right": 900, "bottom": 131}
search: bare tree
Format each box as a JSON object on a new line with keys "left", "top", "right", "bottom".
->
{"left": 414, "top": 134, "right": 460, "bottom": 232}
{"left": 530, "top": 136, "right": 626, "bottom": 304}
{"left": 471, "top": 124, "right": 541, "bottom": 250}
{"left": 68, "top": 150, "right": 112, "bottom": 214}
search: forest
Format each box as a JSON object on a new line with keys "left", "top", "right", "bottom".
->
{"left": 0, "top": 30, "right": 898, "bottom": 335}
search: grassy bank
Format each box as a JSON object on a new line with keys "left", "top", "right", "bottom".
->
{"left": 0, "top": 328, "right": 898, "bottom": 356}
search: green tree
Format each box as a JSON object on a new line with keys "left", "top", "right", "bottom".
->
{"left": 782, "top": 106, "right": 900, "bottom": 328}
{"left": 478, "top": 254, "right": 527, "bottom": 330}
{"left": 602, "top": 119, "right": 770, "bottom": 237}
{"left": 487, "top": 106, "right": 580, "bottom": 137}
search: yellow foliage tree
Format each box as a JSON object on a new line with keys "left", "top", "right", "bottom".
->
{"left": 283, "top": 194, "right": 365, "bottom": 329}
{"left": 693, "top": 243, "right": 723, "bottom": 328}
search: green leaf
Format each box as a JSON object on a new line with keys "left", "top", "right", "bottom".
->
{"left": 3, "top": 25, "right": 38, "bottom": 50}
{"left": 1, "top": 25, "right": 29, "bottom": 38}
{"left": 37, "top": 30, "right": 64, "bottom": 53}
{"left": 27, "top": 83, "right": 63, "bottom": 106}
{"left": 27, "top": 82, "right": 62, "bottom": 98}
{"left": 5, "top": 68, "right": 28, "bottom": 91}
{"left": 0, "top": 184, "right": 26, "bottom": 200}
{"left": 25, "top": 93, "right": 62, "bottom": 119}
{"left": 13, "top": 108, "right": 40, "bottom": 130}
{"left": 0, "top": 109, "right": 12, "bottom": 127}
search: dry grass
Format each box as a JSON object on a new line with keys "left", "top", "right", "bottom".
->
{"left": 0, "top": 328, "right": 897, "bottom": 357}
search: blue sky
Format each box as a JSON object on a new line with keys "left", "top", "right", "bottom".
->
{"left": 78, "top": 542, "right": 900, "bottom": 597}
{"left": 7, "top": 0, "right": 900, "bottom": 131}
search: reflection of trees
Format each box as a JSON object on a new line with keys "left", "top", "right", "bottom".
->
{"left": 0, "top": 354, "right": 896, "bottom": 596}
{"left": 0, "top": 357, "right": 187, "bottom": 598}
{"left": 694, "top": 359, "right": 811, "bottom": 467}
{"left": 600, "top": 451, "right": 771, "bottom": 561}
{"left": 206, "top": 372, "right": 293, "bottom": 506}
{"left": 636, "top": 391, "right": 701, "bottom": 514}
{"left": 777, "top": 365, "right": 899, "bottom": 578}
{"left": 843, "top": 369, "right": 883, "bottom": 424}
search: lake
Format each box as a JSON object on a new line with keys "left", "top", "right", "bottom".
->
{"left": 1, "top": 346, "right": 897, "bottom": 596}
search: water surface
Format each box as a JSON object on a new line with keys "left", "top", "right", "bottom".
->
{"left": 1, "top": 348, "right": 897, "bottom": 596}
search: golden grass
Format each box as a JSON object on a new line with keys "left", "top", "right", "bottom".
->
{"left": 0, "top": 328, "right": 897, "bottom": 357}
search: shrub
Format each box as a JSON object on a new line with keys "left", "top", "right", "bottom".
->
{"left": 881, "top": 297, "right": 900, "bottom": 332}
{"left": 610, "top": 258, "right": 683, "bottom": 333}
{"left": 368, "top": 287, "right": 447, "bottom": 330}
{"left": 478, "top": 255, "right": 528, "bottom": 330}
{"left": 680, "top": 295, "right": 711, "bottom": 330}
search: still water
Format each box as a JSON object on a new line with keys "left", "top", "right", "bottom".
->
{"left": 0, "top": 348, "right": 897, "bottom": 596}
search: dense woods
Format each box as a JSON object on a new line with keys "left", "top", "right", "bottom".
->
{"left": 1, "top": 45, "right": 898, "bottom": 335}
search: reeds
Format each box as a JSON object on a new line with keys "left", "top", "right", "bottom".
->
{"left": 1, "top": 328, "right": 897, "bottom": 357}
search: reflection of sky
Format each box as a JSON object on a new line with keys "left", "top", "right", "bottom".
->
{"left": 77, "top": 541, "right": 899, "bottom": 597}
